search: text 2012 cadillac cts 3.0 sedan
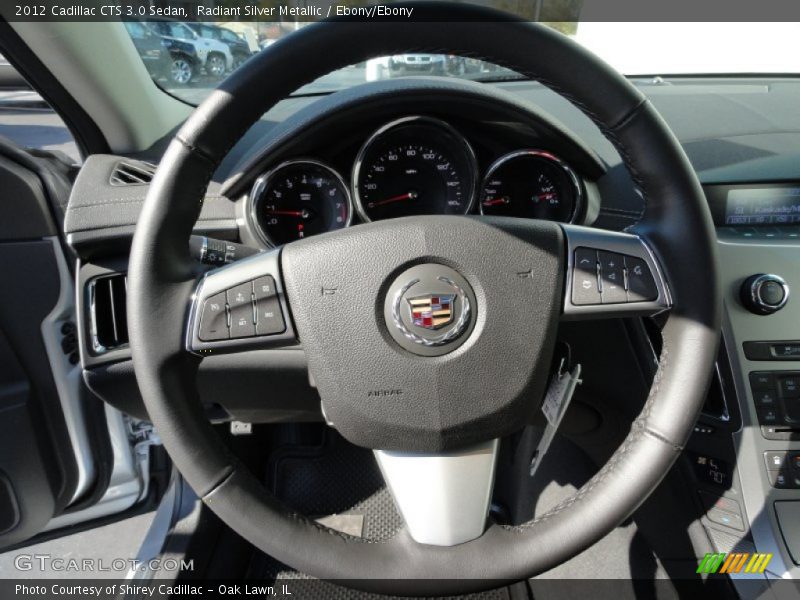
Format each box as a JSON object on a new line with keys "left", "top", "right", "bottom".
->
{"left": 0, "top": 3, "right": 798, "bottom": 598}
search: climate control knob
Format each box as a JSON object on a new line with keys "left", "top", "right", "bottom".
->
{"left": 741, "top": 274, "right": 789, "bottom": 315}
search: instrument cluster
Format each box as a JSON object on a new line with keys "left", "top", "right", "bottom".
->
{"left": 249, "top": 115, "right": 584, "bottom": 246}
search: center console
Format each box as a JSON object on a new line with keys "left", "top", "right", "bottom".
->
{"left": 702, "top": 182, "right": 800, "bottom": 585}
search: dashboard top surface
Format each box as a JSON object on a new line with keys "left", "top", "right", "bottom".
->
{"left": 216, "top": 76, "right": 800, "bottom": 187}
{"left": 63, "top": 76, "right": 800, "bottom": 256}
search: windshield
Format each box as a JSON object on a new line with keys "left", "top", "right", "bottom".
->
{"left": 122, "top": 16, "right": 800, "bottom": 106}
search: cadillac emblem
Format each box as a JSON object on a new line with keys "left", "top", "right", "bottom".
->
{"left": 384, "top": 263, "right": 476, "bottom": 356}
{"left": 390, "top": 275, "right": 471, "bottom": 350}
{"left": 408, "top": 294, "right": 456, "bottom": 330}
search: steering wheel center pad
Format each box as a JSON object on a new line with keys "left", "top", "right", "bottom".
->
{"left": 283, "top": 215, "right": 562, "bottom": 452}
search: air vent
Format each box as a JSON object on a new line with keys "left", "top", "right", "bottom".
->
{"left": 88, "top": 273, "right": 128, "bottom": 353}
{"left": 109, "top": 160, "right": 156, "bottom": 186}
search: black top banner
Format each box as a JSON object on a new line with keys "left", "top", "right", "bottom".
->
{"left": 3, "top": 0, "right": 800, "bottom": 22}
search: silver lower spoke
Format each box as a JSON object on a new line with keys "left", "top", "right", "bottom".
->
{"left": 374, "top": 438, "right": 499, "bottom": 546}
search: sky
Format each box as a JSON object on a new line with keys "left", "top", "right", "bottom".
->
{"left": 573, "top": 23, "right": 800, "bottom": 75}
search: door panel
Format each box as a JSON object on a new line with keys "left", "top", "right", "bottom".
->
{"left": 0, "top": 140, "right": 108, "bottom": 550}
{"left": 0, "top": 240, "right": 77, "bottom": 547}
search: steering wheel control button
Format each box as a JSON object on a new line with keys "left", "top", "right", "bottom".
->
{"left": 570, "top": 246, "right": 661, "bottom": 307}
{"left": 252, "top": 276, "right": 286, "bottom": 335}
{"left": 625, "top": 256, "right": 658, "bottom": 302}
{"left": 255, "top": 296, "right": 285, "bottom": 335}
{"left": 253, "top": 276, "right": 276, "bottom": 300}
{"left": 562, "top": 227, "right": 672, "bottom": 319}
{"left": 227, "top": 282, "right": 253, "bottom": 308}
{"left": 598, "top": 251, "right": 626, "bottom": 304}
{"left": 383, "top": 263, "right": 476, "bottom": 357}
{"left": 199, "top": 293, "right": 229, "bottom": 341}
{"left": 572, "top": 247, "right": 600, "bottom": 305}
{"left": 741, "top": 274, "right": 790, "bottom": 315}
{"left": 226, "top": 282, "right": 256, "bottom": 339}
{"left": 229, "top": 301, "right": 256, "bottom": 339}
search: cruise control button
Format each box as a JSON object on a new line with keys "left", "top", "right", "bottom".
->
{"left": 625, "top": 256, "right": 658, "bottom": 302}
{"left": 255, "top": 296, "right": 286, "bottom": 336}
{"left": 229, "top": 302, "right": 256, "bottom": 339}
{"left": 227, "top": 282, "right": 253, "bottom": 308}
{"left": 572, "top": 248, "right": 601, "bottom": 306}
{"left": 598, "top": 251, "right": 627, "bottom": 304}
{"left": 253, "top": 276, "right": 277, "bottom": 300}
{"left": 198, "top": 293, "right": 228, "bottom": 341}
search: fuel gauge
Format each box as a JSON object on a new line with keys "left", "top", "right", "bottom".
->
{"left": 480, "top": 150, "right": 581, "bottom": 223}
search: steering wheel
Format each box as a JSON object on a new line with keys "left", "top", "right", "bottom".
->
{"left": 128, "top": 2, "right": 720, "bottom": 594}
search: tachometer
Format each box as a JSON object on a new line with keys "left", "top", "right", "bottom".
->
{"left": 250, "top": 160, "right": 352, "bottom": 246}
{"left": 353, "top": 116, "right": 477, "bottom": 222}
{"left": 480, "top": 150, "right": 581, "bottom": 222}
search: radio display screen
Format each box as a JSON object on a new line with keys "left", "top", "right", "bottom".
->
{"left": 725, "top": 187, "right": 800, "bottom": 226}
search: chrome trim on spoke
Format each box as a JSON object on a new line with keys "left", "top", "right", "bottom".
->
{"left": 374, "top": 438, "right": 498, "bottom": 547}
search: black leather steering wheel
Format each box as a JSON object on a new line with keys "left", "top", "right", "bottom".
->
{"left": 128, "top": 2, "right": 720, "bottom": 594}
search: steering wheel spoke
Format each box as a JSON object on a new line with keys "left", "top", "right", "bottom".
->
{"left": 374, "top": 439, "right": 499, "bottom": 547}
{"left": 186, "top": 248, "right": 298, "bottom": 355}
{"left": 560, "top": 224, "right": 672, "bottom": 320}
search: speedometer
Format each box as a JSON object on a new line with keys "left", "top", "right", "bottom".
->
{"left": 352, "top": 116, "right": 477, "bottom": 222}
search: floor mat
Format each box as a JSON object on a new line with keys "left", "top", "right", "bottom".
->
{"left": 248, "top": 432, "right": 512, "bottom": 599}
{"left": 268, "top": 433, "right": 402, "bottom": 541}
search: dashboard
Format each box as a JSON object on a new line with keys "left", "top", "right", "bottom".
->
{"left": 246, "top": 113, "right": 589, "bottom": 248}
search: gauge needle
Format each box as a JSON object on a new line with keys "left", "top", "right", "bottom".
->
{"left": 369, "top": 191, "right": 418, "bottom": 208}
{"left": 266, "top": 209, "right": 311, "bottom": 218}
{"left": 536, "top": 193, "right": 557, "bottom": 202}
{"left": 483, "top": 197, "right": 509, "bottom": 206}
